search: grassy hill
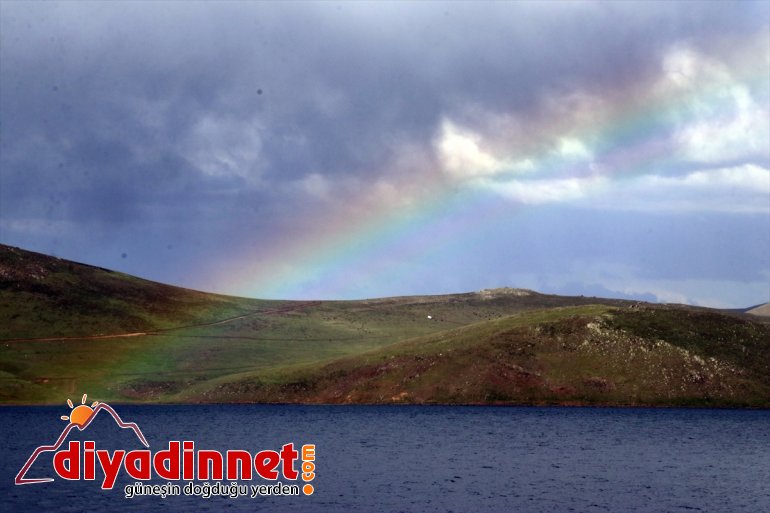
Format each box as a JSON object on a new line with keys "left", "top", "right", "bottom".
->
{"left": 1, "top": 244, "right": 768, "bottom": 407}
{"left": 197, "top": 305, "right": 770, "bottom": 407}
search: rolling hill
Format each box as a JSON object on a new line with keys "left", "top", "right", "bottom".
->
{"left": 1, "top": 244, "right": 768, "bottom": 407}
{"left": 747, "top": 302, "right": 770, "bottom": 317}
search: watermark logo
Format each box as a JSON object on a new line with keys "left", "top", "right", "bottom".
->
{"left": 14, "top": 394, "right": 317, "bottom": 499}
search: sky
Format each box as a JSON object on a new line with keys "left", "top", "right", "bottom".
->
{"left": 1, "top": 1, "right": 768, "bottom": 308}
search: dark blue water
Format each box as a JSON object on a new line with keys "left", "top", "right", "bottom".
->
{"left": 2, "top": 405, "right": 769, "bottom": 512}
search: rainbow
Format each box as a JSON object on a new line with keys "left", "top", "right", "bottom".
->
{"left": 215, "top": 44, "right": 768, "bottom": 300}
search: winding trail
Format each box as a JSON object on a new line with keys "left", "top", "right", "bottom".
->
{"left": 0, "top": 301, "right": 321, "bottom": 343}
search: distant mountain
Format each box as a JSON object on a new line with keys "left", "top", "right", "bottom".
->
{"left": 746, "top": 303, "right": 770, "bottom": 317}
{"left": 1, "top": 244, "right": 768, "bottom": 407}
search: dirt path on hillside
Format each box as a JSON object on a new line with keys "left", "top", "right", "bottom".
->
{"left": 0, "top": 301, "right": 321, "bottom": 343}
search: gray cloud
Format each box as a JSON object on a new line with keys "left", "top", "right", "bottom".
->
{"left": 1, "top": 1, "right": 767, "bottom": 303}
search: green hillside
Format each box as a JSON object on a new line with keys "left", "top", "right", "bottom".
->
{"left": 199, "top": 305, "right": 770, "bottom": 407}
{"left": 1, "top": 244, "right": 768, "bottom": 407}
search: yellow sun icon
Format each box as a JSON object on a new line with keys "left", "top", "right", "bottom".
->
{"left": 60, "top": 393, "right": 99, "bottom": 427}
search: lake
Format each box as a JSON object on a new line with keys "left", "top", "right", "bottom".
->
{"left": 2, "top": 405, "right": 769, "bottom": 512}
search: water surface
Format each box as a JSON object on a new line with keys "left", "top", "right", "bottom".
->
{"left": 2, "top": 405, "right": 768, "bottom": 512}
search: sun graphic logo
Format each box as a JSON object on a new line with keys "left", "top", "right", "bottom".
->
{"left": 61, "top": 393, "right": 98, "bottom": 427}
{"left": 15, "top": 393, "right": 316, "bottom": 495}
{"left": 15, "top": 393, "right": 149, "bottom": 485}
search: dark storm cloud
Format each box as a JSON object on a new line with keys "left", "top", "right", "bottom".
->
{"left": 1, "top": 1, "right": 766, "bottom": 293}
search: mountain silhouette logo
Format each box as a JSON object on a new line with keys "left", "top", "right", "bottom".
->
{"left": 14, "top": 394, "right": 316, "bottom": 494}
{"left": 15, "top": 394, "right": 149, "bottom": 485}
